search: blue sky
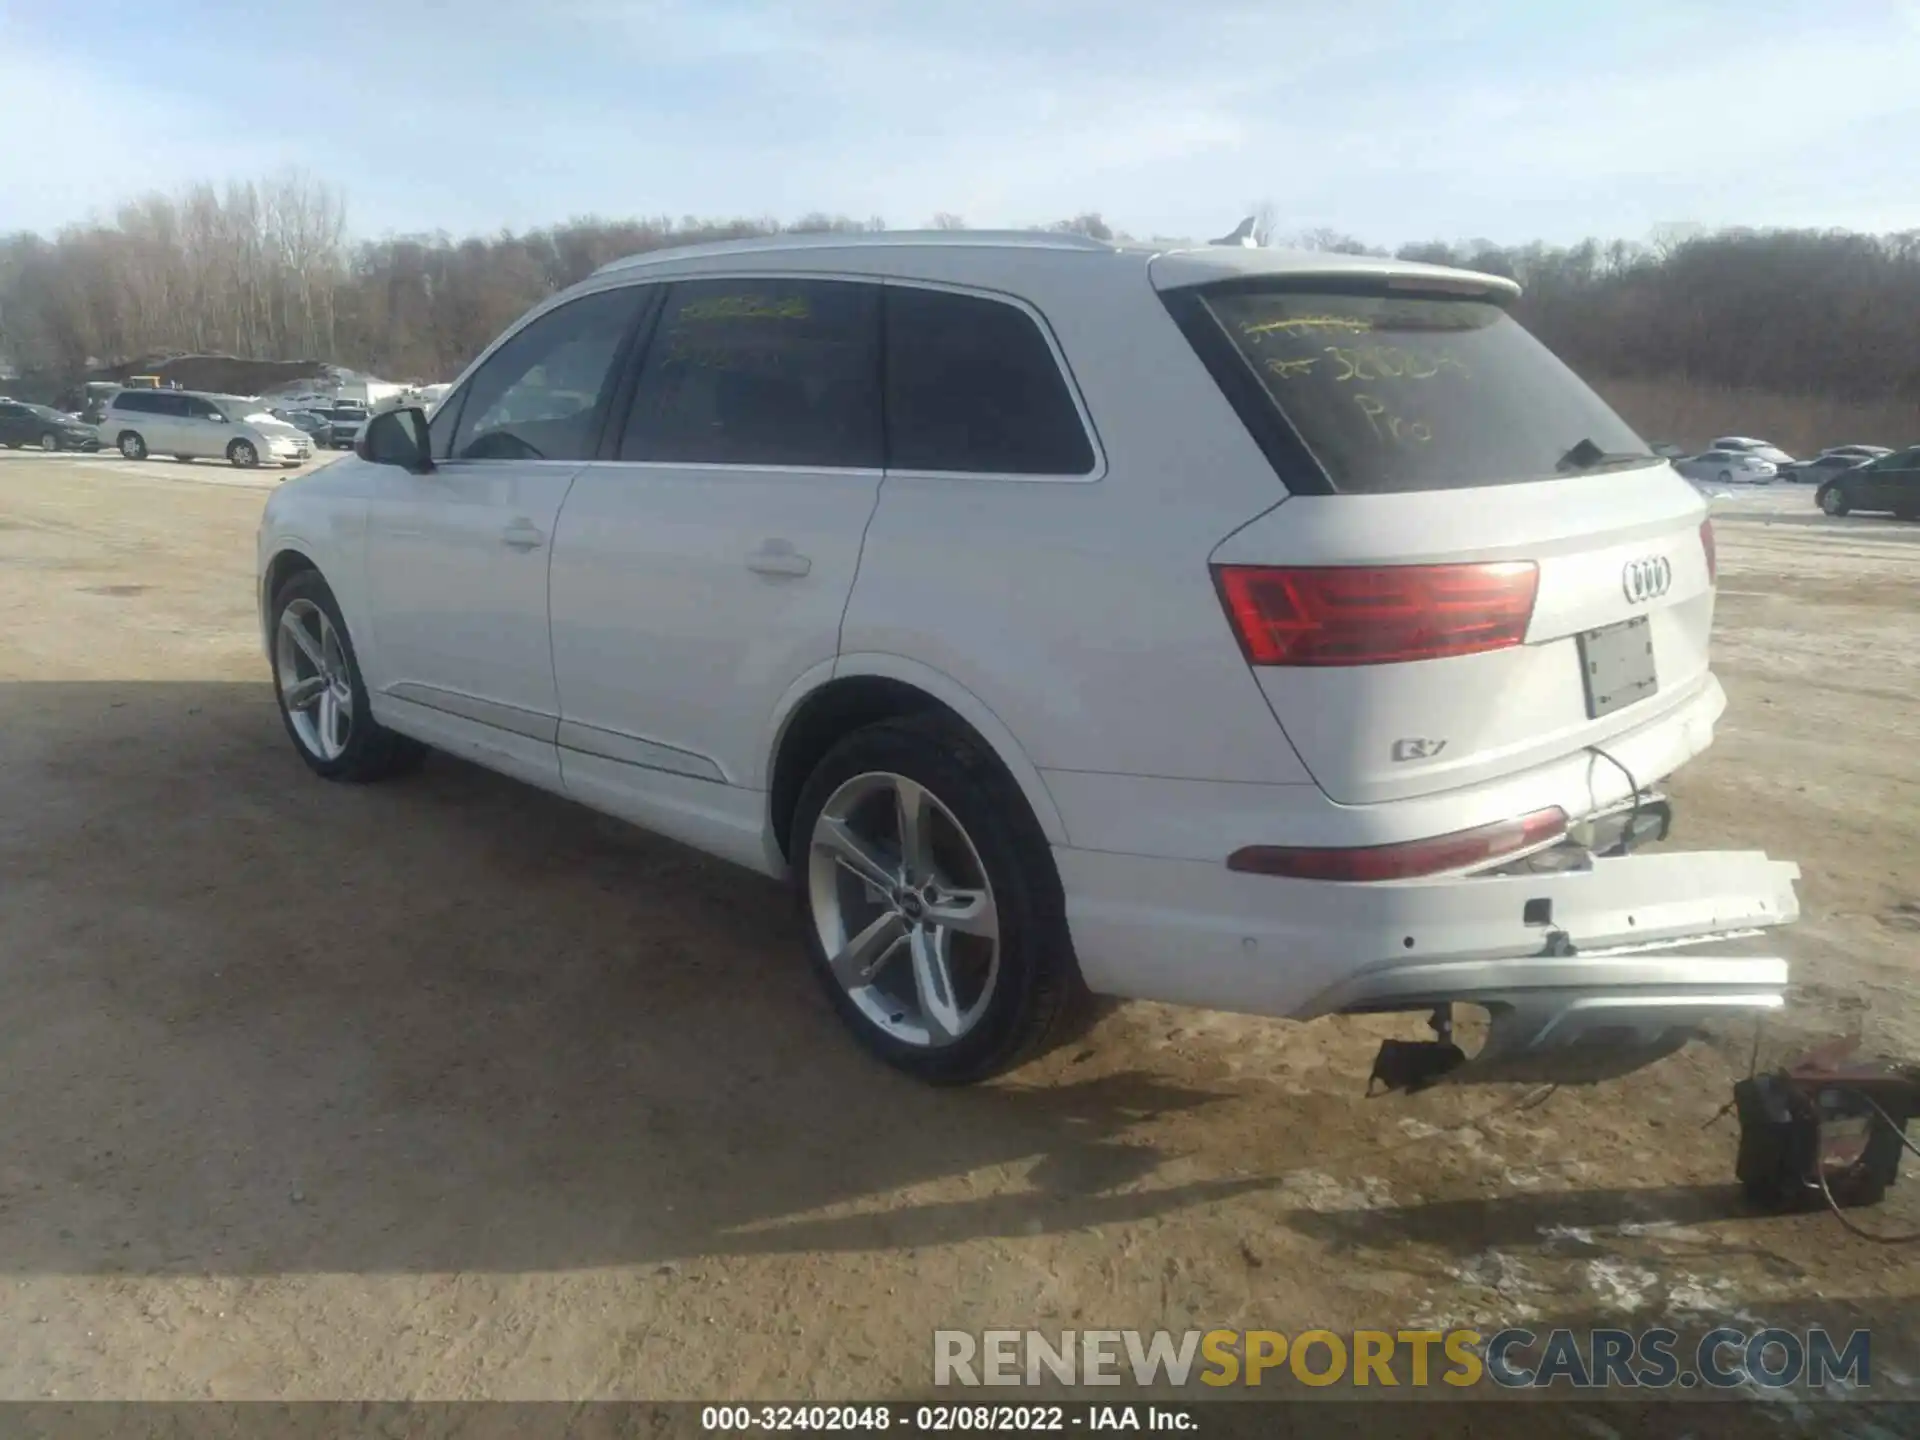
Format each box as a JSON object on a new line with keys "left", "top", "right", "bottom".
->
{"left": 3, "top": 0, "right": 1917, "bottom": 246}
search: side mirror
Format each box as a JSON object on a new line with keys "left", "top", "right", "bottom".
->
{"left": 359, "top": 406, "right": 434, "bottom": 473}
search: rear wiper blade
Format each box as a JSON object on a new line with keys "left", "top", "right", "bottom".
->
{"left": 1556, "top": 438, "right": 1659, "bottom": 473}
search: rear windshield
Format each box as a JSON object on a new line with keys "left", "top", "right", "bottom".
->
{"left": 1195, "top": 287, "right": 1655, "bottom": 494}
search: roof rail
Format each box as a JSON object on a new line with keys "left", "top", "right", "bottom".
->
{"left": 591, "top": 228, "right": 1116, "bottom": 277}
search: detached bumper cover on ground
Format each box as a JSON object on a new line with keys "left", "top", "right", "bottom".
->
{"left": 1059, "top": 846, "right": 1800, "bottom": 1085}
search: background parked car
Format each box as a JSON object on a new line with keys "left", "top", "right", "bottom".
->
{"left": 1710, "top": 435, "right": 1795, "bottom": 466}
{"left": 1675, "top": 448, "right": 1778, "bottom": 484}
{"left": 1778, "top": 452, "right": 1869, "bottom": 484}
{"left": 0, "top": 398, "right": 101, "bottom": 451}
{"left": 1816, "top": 446, "right": 1920, "bottom": 518}
{"left": 101, "top": 389, "right": 313, "bottom": 468}
{"left": 1819, "top": 444, "right": 1892, "bottom": 462}
{"left": 325, "top": 404, "right": 369, "bottom": 449}
{"left": 272, "top": 408, "right": 334, "bottom": 444}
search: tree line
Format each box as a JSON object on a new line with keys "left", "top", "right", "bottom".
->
{"left": 3, "top": 174, "right": 1916, "bottom": 412}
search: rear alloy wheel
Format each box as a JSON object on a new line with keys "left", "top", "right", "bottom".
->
{"left": 270, "top": 570, "right": 425, "bottom": 782}
{"left": 1820, "top": 485, "right": 1850, "bottom": 516}
{"left": 228, "top": 439, "right": 259, "bottom": 468}
{"left": 118, "top": 431, "right": 147, "bottom": 460}
{"left": 1718, "top": 469, "right": 1733, "bottom": 485}
{"left": 40, "top": 431, "right": 61, "bottom": 453}
{"left": 792, "top": 715, "right": 1083, "bottom": 1084}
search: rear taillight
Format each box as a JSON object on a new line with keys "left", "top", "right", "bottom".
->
{"left": 1211, "top": 562, "right": 1539, "bottom": 667}
{"left": 1700, "top": 518, "right": 1717, "bottom": 583}
{"left": 1228, "top": 807, "right": 1569, "bottom": 883}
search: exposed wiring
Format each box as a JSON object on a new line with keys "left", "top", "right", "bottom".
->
{"left": 1585, "top": 743, "right": 1646, "bottom": 856}
{"left": 1815, "top": 1089, "right": 1920, "bottom": 1245}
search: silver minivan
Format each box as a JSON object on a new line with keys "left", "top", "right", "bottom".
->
{"left": 102, "top": 390, "right": 313, "bottom": 468}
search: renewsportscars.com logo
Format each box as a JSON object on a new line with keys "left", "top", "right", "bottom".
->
{"left": 933, "top": 1327, "right": 1872, "bottom": 1391}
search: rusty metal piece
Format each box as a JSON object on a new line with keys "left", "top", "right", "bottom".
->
{"left": 1735, "top": 1043, "right": 1920, "bottom": 1212}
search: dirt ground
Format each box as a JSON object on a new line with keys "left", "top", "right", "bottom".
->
{"left": 0, "top": 451, "right": 1915, "bottom": 1411}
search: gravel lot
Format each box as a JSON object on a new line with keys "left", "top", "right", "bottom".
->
{"left": 0, "top": 453, "right": 1915, "bottom": 1409}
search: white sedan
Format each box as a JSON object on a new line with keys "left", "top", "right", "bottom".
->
{"left": 1710, "top": 435, "right": 1795, "bottom": 467}
{"left": 1674, "top": 448, "right": 1778, "bottom": 485}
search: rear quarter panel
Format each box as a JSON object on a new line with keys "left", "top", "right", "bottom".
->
{"left": 838, "top": 252, "right": 1315, "bottom": 787}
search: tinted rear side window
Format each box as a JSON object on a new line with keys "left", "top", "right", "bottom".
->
{"left": 884, "top": 286, "right": 1094, "bottom": 475}
{"left": 622, "top": 278, "right": 882, "bottom": 469}
{"left": 1193, "top": 287, "right": 1653, "bottom": 494}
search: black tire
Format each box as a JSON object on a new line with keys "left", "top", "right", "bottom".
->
{"left": 228, "top": 439, "right": 259, "bottom": 469}
{"left": 117, "top": 431, "right": 147, "bottom": 460}
{"left": 1718, "top": 469, "right": 1733, "bottom": 485}
{"left": 268, "top": 569, "right": 426, "bottom": 783}
{"left": 40, "top": 431, "right": 61, "bottom": 452}
{"left": 1819, "top": 485, "right": 1851, "bottom": 517}
{"left": 789, "top": 713, "right": 1086, "bottom": 1084}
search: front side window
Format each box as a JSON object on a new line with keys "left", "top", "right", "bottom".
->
{"left": 1193, "top": 286, "right": 1654, "bottom": 494}
{"left": 450, "top": 285, "right": 646, "bottom": 462}
{"left": 884, "top": 285, "right": 1095, "bottom": 475}
{"left": 621, "top": 278, "right": 882, "bottom": 469}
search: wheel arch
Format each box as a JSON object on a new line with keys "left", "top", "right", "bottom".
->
{"left": 261, "top": 544, "right": 323, "bottom": 654}
{"left": 766, "top": 655, "right": 1069, "bottom": 861}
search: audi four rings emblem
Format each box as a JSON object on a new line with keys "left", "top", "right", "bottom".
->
{"left": 1622, "top": 555, "right": 1673, "bottom": 603}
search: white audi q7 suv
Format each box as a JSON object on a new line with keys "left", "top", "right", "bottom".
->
{"left": 256, "top": 231, "right": 1800, "bottom": 1087}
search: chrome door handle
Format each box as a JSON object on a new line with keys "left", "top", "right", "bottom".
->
{"left": 502, "top": 520, "right": 545, "bottom": 551}
{"left": 746, "top": 543, "right": 811, "bottom": 577}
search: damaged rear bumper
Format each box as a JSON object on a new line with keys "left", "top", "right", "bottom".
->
{"left": 1057, "top": 844, "right": 1800, "bottom": 1086}
{"left": 1303, "top": 849, "right": 1800, "bottom": 1086}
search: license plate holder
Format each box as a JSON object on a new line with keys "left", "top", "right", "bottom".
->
{"left": 1579, "top": 616, "right": 1657, "bottom": 719}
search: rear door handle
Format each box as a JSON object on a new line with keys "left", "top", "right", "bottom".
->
{"left": 746, "top": 542, "right": 811, "bottom": 578}
{"left": 502, "top": 519, "right": 545, "bottom": 551}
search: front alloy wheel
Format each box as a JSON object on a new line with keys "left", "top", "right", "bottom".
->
{"left": 808, "top": 772, "right": 1001, "bottom": 1048}
{"left": 1821, "top": 486, "right": 1849, "bottom": 516}
{"left": 268, "top": 570, "right": 424, "bottom": 782}
{"left": 276, "top": 597, "right": 355, "bottom": 762}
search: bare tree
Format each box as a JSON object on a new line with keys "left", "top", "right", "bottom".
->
{"left": 5, "top": 180, "right": 1920, "bottom": 429}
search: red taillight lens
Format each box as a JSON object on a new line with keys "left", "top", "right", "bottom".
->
{"left": 1699, "top": 518, "right": 1717, "bottom": 583}
{"left": 1228, "top": 807, "right": 1568, "bottom": 883}
{"left": 1211, "top": 562, "right": 1539, "bottom": 667}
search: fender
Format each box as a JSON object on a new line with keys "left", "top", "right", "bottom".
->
{"left": 768, "top": 652, "right": 1072, "bottom": 846}
{"left": 258, "top": 534, "right": 323, "bottom": 654}
{"left": 259, "top": 486, "right": 375, "bottom": 672}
